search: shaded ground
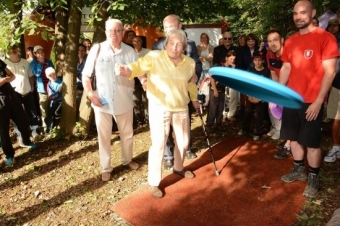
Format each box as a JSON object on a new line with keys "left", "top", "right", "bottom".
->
{"left": 112, "top": 137, "right": 307, "bottom": 226}
{"left": 0, "top": 112, "right": 339, "bottom": 225}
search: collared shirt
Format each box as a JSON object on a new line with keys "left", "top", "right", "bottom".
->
{"left": 128, "top": 50, "right": 197, "bottom": 111}
{"left": 82, "top": 41, "right": 138, "bottom": 115}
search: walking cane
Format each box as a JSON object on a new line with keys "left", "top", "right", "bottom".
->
{"left": 197, "top": 105, "right": 220, "bottom": 176}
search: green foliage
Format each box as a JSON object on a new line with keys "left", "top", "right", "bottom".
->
{"left": 0, "top": 11, "right": 54, "bottom": 54}
{"left": 74, "top": 122, "right": 88, "bottom": 138}
{"left": 45, "top": 126, "right": 66, "bottom": 141}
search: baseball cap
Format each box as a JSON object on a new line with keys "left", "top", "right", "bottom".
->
{"left": 45, "top": 67, "right": 55, "bottom": 77}
{"left": 33, "top": 45, "right": 44, "bottom": 53}
{"left": 328, "top": 19, "right": 339, "bottom": 26}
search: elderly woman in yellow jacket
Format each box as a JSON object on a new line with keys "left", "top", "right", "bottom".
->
{"left": 120, "top": 29, "right": 199, "bottom": 198}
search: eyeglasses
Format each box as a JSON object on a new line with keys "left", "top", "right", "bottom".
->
{"left": 224, "top": 37, "right": 232, "bottom": 40}
{"left": 107, "top": 29, "right": 124, "bottom": 33}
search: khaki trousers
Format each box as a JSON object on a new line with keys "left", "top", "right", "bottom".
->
{"left": 148, "top": 102, "right": 190, "bottom": 186}
{"left": 94, "top": 108, "right": 134, "bottom": 173}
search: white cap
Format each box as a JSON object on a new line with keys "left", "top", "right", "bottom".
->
{"left": 45, "top": 67, "right": 55, "bottom": 77}
{"left": 33, "top": 45, "right": 44, "bottom": 53}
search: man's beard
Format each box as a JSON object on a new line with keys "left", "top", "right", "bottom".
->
{"left": 294, "top": 20, "right": 310, "bottom": 29}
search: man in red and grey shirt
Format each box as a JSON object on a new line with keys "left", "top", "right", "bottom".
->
{"left": 266, "top": 29, "right": 292, "bottom": 159}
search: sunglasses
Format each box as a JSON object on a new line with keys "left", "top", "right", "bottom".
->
{"left": 224, "top": 37, "right": 232, "bottom": 40}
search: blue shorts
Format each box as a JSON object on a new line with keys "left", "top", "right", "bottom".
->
{"left": 280, "top": 103, "right": 323, "bottom": 148}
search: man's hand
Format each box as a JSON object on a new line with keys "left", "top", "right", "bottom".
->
{"left": 192, "top": 100, "right": 200, "bottom": 110}
{"left": 119, "top": 65, "right": 132, "bottom": 77}
{"left": 87, "top": 91, "right": 103, "bottom": 107}
{"left": 213, "top": 90, "right": 219, "bottom": 98}
{"left": 305, "top": 101, "right": 322, "bottom": 121}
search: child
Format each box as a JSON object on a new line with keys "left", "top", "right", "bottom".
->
{"left": 206, "top": 50, "right": 236, "bottom": 131}
{"left": 238, "top": 53, "right": 270, "bottom": 140}
{"left": 45, "top": 67, "right": 62, "bottom": 133}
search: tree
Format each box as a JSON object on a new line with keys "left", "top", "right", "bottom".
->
{"left": 1, "top": 0, "right": 339, "bottom": 136}
{"left": 78, "top": 0, "right": 108, "bottom": 134}
{"left": 58, "top": 0, "right": 83, "bottom": 134}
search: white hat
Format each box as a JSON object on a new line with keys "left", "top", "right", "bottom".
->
{"left": 33, "top": 45, "right": 44, "bottom": 53}
{"left": 45, "top": 67, "right": 55, "bottom": 77}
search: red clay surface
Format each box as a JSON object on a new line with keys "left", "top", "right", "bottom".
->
{"left": 112, "top": 137, "right": 306, "bottom": 226}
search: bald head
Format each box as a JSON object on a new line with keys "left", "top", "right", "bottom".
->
{"left": 163, "top": 14, "right": 182, "bottom": 34}
{"left": 295, "top": 0, "right": 314, "bottom": 11}
{"left": 293, "top": 0, "right": 316, "bottom": 31}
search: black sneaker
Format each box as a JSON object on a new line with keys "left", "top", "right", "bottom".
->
{"left": 281, "top": 164, "right": 307, "bottom": 183}
{"left": 303, "top": 173, "right": 319, "bottom": 198}
{"left": 276, "top": 140, "right": 287, "bottom": 149}
{"left": 274, "top": 146, "right": 291, "bottom": 159}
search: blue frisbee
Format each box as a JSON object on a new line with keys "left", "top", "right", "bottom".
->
{"left": 209, "top": 67, "right": 304, "bottom": 109}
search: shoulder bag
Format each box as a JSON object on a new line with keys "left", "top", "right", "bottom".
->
{"left": 90, "top": 44, "right": 101, "bottom": 91}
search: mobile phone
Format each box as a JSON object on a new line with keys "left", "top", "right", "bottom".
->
{"left": 264, "top": 42, "right": 269, "bottom": 48}
{"left": 100, "top": 97, "right": 108, "bottom": 105}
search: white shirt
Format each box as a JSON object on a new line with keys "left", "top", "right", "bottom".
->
{"left": 4, "top": 58, "right": 33, "bottom": 95}
{"left": 82, "top": 41, "right": 138, "bottom": 115}
{"left": 136, "top": 48, "right": 150, "bottom": 58}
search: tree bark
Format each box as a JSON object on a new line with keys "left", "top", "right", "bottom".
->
{"left": 59, "top": 0, "right": 83, "bottom": 134}
{"left": 78, "top": 0, "right": 108, "bottom": 134}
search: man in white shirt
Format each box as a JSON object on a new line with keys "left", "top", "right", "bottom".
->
{"left": 4, "top": 45, "right": 40, "bottom": 139}
{"left": 82, "top": 18, "right": 140, "bottom": 182}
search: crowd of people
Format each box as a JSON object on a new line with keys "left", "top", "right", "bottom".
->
{"left": 0, "top": 0, "right": 339, "bottom": 200}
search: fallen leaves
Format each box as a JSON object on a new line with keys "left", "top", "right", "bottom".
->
{"left": 313, "top": 200, "right": 323, "bottom": 205}
{"left": 261, "top": 185, "right": 271, "bottom": 189}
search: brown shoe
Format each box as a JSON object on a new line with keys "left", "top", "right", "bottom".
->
{"left": 148, "top": 186, "right": 163, "bottom": 198}
{"left": 126, "top": 161, "right": 139, "bottom": 170}
{"left": 227, "top": 116, "right": 236, "bottom": 122}
{"left": 101, "top": 172, "right": 111, "bottom": 181}
{"left": 173, "top": 169, "right": 195, "bottom": 178}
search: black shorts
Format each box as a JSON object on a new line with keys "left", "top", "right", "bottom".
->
{"left": 280, "top": 103, "right": 323, "bottom": 148}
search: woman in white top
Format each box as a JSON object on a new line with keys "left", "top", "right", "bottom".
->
{"left": 196, "top": 33, "right": 214, "bottom": 84}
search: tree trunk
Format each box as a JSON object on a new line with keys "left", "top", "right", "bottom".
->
{"left": 54, "top": 4, "right": 68, "bottom": 75}
{"left": 9, "top": 0, "right": 25, "bottom": 56}
{"left": 78, "top": 0, "right": 108, "bottom": 134}
{"left": 59, "top": 0, "right": 83, "bottom": 134}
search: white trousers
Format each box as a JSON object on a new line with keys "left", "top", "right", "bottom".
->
{"left": 227, "top": 88, "right": 239, "bottom": 117}
{"left": 148, "top": 102, "right": 190, "bottom": 186}
{"left": 268, "top": 107, "right": 281, "bottom": 131}
{"left": 94, "top": 108, "right": 134, "bottom": 173}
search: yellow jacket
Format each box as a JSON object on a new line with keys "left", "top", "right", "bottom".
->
{"left": 128, "top": 50, "right": 197, "bottom": 111}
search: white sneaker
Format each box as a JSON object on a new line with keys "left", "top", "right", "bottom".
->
{"left": 267, "top": 128, "right": 276, "bottom": 137}
{"left": 31, "top": 129, "right": 38, "bottom": 138}
{"left": 271, "top": 131, "right": 280, "bottom": 140}
{"left": 324, "top": 147, "right": 340, "bottom": 163}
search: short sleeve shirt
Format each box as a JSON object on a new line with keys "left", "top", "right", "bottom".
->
{"left": 281, "top": 28, "right": 339, "bottom": 103}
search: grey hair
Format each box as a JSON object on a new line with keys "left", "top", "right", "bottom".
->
{"left": 105, "top": 18, "right": 123, "bottom": 30}
{"left": 164, "top": 29, "right": 187, "bottom": 50}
